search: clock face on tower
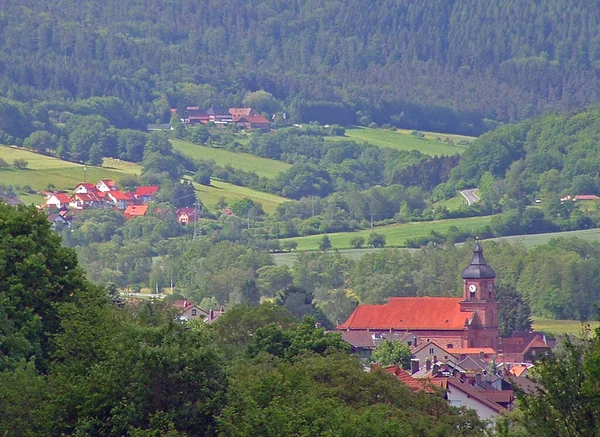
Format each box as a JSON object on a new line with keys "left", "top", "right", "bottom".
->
{"left": 469, "top": 284, "right": 477, "bottom": 293}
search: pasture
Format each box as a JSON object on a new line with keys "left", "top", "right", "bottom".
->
{"left": 185, "top": 176, "right": 289, "bottom": 214}
{"left": 327, "top": 127, "right": 467, "bottom": 156}
{"left": 532, "top": 317, "right": 599, "bottom": 337}
{"left": 171, "top": 139, "right": 290, "bottom": 178}
{"left": 0, "top": 146, "right": 142, "bottom": 201}
{"left": 489, "top": 228, "right": 600, "bottom": 248}
{"left": 279, "top": 215, "right": 495, "bottom": 251}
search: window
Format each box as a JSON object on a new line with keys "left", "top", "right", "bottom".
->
{"left": 447, "top": 344, "right": 454, "bottom": 349}
{"left": 429, "top": 348, "right": 435, "bottom": 355}
{"left": 191, "top": 309, "right": 197, "bottom": 316}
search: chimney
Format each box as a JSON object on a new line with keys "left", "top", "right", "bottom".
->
{"left": 479, "top": 350, "right": 485, "bottom": 359}
{"left": 209, "top": 309, "right": 214, "bottom": 321}
{"left": 425, "top": 358, "right": 431, "bottom": 371}
{"left": 432, "top": 363, "right": 440, "bottom": 376}
{"left": 410, "top": 358, "right": 420, "bottom": 374}
{"left": 433, "top": 355, "right": 437, "bottom": 363}
{"left": 475, "top": 372, "right": 482, "bottom": 385}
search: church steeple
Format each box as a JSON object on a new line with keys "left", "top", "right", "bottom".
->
{"left": 462, "top": 241, "right": 496, "bottom": 280}
{"left": 460, "top": 240, "right": 499, "bottom": 349}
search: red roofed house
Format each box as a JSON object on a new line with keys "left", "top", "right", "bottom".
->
{"left": 108, "top": 190, "right": 135, "bottom": 210}
{"left": 172, "top": 300, "right": 209, "bottom": 321}
{"left": 234, "top": 115, "right": 271, "bottom": 131}
{"left": 134, "top": 186, "right": 159, "bottom": 202}
{"left": 573, "top": 194, "right": 600, "bottom": 201}
{"left": 74, "top": 183, "right": 99, "bottom": 194}
{"left": 229, "top": 107, "right": 259, "bottom": 119}
{"left": 96, "top": 179, "right": 118, "bottom": 192}
{"left": 338, "top": 242, "right": 499, "bottom": 351}
{"left": 124, "top": 204, "right": 149, "bottom": 220}
{"left": 69, "top": 192, "right": 101, "bottom": 209}
{"left": 45, "top": 193, "right": 71, "bottom": 209}
{"left": 176, "top": 207, "right": 198, "bottom": 225}
{"left": 383, "top": 366, "right": 447, "bottom": 393}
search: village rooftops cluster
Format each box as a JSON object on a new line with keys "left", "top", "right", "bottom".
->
{"left": 337, "top": 241, "right": 554, "bottom": 424}
{"left": 43, "top": 179, "right": 159, "bottom": 220}
{"left": 175, "top": 106, "right": 271, "bottom": 131}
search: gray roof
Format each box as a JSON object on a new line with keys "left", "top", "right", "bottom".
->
{"left": 461, "top": 242, "right": 496, "bottom": 279}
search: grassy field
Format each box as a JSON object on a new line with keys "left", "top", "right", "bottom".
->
{"left": 532, "top": 317, "right": 599, "bottom": 337}
{"left": 489, "top": 228, "right": 600, "bottom": 248}
{"left": 279, "top": 215, "right": 495, "bottom": 251}
{"left": 171, "top": 138, "right": 290, "bottom": 178}
{"left": 395, "top": 128, "right": 476, "bottom": 143}
{"left": 184, "top": 176, "right": 289, "bottom": 214}
{"left": 0, "top": 146, "right": 143, "bottom": 202}
{"left": 327, "top": 127, "right": 468, "bottom": 156}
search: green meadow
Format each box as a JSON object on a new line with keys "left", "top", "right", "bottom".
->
{"left": 171, "top": 138, "right": 291, "bottom": 178}
{"left": 0, "top": 145, "right": 289, "bottom": 211}
{"left": 532, "top": 317, "right": 599, "bottom": 337}
{"left": 489, "top": 227, "right": 600, "bottom": 248}
{"left": 395, "top": 128, "right": 476, "bottom": 144}
{"left": 188, "top": 177, "right": 289, "bottom": 214}
{"left": 279, "top": 215, "right": 495, "bottom": 251}
{"left": 0, "top": 146, "right": 143, "bottom": 203}
{"left": 327, "top": 127, "right": 468, "bottom": 156}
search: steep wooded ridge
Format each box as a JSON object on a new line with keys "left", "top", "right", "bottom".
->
{"left": 1, "top": 0, "right": 600, "bottom": 133}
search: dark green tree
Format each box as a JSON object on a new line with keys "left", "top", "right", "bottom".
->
{"left": 319, "top": 234, "right": 332, "bottom": 251}
{"left": 371, "top": 339, "right": 412, "bottom": 369}
{"left": 368, "top": 232, "right": 386, "bottom": 248}
{"left": 496, "top": 283, "right": 532, "bottom": 337}
{"left": 0, "top": 203, "right": 92, "bottom": 372}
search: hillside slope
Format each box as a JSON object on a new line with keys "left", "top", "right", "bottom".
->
{"left": 2, "top": 1, "right": 600, "bottom": 132}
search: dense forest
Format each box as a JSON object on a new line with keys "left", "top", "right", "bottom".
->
{"left": 2, "top": 0, "right": 600, "bottom": 133}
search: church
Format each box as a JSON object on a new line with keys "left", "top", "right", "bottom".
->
{"left": 337, "top": 242, "right": 499, "bottom": 350}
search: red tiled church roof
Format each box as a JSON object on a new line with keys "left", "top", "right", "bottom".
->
{"left": 338, "top": 297, "right": 470, "bottom": 331}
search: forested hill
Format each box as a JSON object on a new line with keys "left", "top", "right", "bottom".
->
{"left": 2, "top": 1, "right": 600, "bottom": 133}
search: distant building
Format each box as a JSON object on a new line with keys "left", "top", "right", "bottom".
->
{"left": 338, "top": 242, "right": 499, "bottom": 350}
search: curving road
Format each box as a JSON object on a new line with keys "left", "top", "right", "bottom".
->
{"left": 460, "top": 188, "right": 480, "bottom": 206}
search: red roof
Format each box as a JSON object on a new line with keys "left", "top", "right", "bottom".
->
{"left": 109, "top": 190, "right": 130, "bottom": 201}
{"left": 48, "top": 193, "right": 71, "bottom": 204}
{"left": 99, "top": 179, "right": 117, "bottom": 189}
{"left": 384, "top": 366, "right": 446, "bottom": 393}
{"left": 73, "top": 193, "right": 100, "bottom": 202}
{"left": 75, "top": 183, "right": 97, "bottom": 190}
{"left": 124, "top": 204, "right": 149, "bottom": 218}
{"left": 338, "top": 297, "right": 469, "bottom": 331}
{"left": 451, "top": 347, "right": 497, "bottom": 356}
{"left": 135, "top": 186, "right": 159, "bottom": 197}
{"left": 574, "top": 194, "right": 600, "bottom": 201}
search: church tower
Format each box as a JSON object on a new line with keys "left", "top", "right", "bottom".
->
{"left": 460, "top": 241, "right": 499, "bottom": 349}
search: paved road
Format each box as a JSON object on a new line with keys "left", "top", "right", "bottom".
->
{"left": 460, "top": 188, "right": 480, "bottom": 205}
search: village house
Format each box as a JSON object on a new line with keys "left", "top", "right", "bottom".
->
{"left": 176, "top": 207, "right": 198, "bottom": 225}
{"left": 107, "top": 190, "right": 135, "bottom": 210}
{"left": 45, "top": 193, "right": 71, "bottom": 209}
{"left": 96, "top": 179, "right": 118, "bottom": 192}
{"left": 180, "top": 106, "right": 271, "bottom": 130}
{"left": 134, "top": 186, "right": 159, "bottom": 203}
{"left": 124, "top": 204, "right": 149, "bottom": 220}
